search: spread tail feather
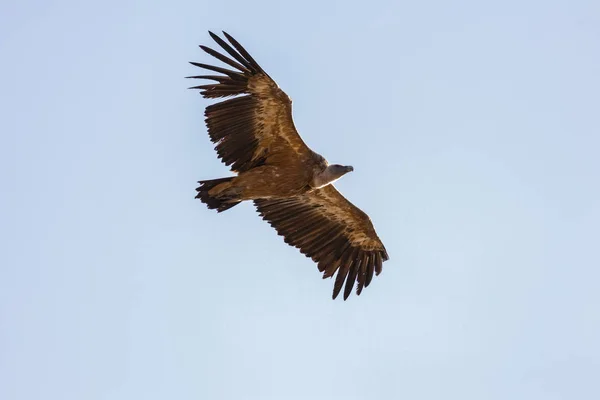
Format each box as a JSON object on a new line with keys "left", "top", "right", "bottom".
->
{"left": 195, "top": 177, "right": 241, "bottom": 212}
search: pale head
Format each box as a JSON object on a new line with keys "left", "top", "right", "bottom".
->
{"left": 312, "top": 164, "right": 354, "bottom": 188}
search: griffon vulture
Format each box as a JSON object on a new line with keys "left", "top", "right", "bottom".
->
{"left": 188, "top": 31, "right": 389, "bottom": 300}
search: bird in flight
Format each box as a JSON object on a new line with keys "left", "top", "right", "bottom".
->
{"left": 188, "top": 31, "right": 388, "bottom": 300}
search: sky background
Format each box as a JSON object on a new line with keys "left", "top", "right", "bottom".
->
{"left": 1, "top": 0, "right": 599, "bottom": 399}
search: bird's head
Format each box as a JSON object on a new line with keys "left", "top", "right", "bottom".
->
{"left": 313, "top": 164, "right": 354, "bottom": 188}
{"left": 328, "top": 164, "right": 354, "bottom": 179}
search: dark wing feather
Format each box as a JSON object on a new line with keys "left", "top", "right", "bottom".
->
{"left": 254, "top": 185, "right": 389, "bottom": 300}
{"left": 188, "top": 31, "right": 310, "bottom": 173}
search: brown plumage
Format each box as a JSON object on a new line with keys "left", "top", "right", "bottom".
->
{"left": 189, "top": 31, "right": 388, "bottom": 300}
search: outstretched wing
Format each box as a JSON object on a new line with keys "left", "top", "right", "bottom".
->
{"left": 188, "top": 31, "right": 311, "bottom": 172}
{"left": 254, "top": 185, "right": 389, "bottom": 300}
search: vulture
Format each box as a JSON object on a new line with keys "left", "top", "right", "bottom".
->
{"left": 189, "top": 31, "right": 389, "bottom": 300}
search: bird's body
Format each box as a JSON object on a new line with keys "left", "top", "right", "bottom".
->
{"left": 189, "top": 32, "right": 389, "bottom": 299}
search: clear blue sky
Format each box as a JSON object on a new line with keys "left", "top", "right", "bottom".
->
{"left": 1, "top": 0, "right": 599, "bottom": 399}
